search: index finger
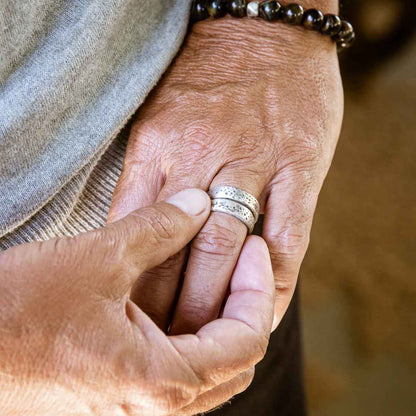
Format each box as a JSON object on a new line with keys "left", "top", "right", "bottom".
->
{"left": 169, "top": 236, "right": 275, "bottom": 390}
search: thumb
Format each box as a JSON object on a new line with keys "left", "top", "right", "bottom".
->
{"left": 89, "top": 188, "right": 211, "bottom": 296}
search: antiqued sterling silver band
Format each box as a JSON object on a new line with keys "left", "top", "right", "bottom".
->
{"left": 209, "top": 185, "right": 260, "bottom": 222}
{"left": 211, "top": 198, "right": 256, "bottom": 234}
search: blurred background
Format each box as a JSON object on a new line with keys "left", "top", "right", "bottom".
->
{"left": 301, "top": 0, "right": 416, "bottom": 414}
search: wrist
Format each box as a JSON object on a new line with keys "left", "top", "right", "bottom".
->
{"left": 189, "top": 0, "right": 340, "bottom": 52}
{"left": 187, "top": 15, "right": 338, "bottom": 69}
{"left": 189, "top": 0, "right": 343, "bottom": 51}
{"left": 182, "top": 1, "right": 343, "bottom": 88}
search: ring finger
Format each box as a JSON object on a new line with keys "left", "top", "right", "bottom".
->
{"left": 169, "top": 165, "right": 267, "bottom": 335}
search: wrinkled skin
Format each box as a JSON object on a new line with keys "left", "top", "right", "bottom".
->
{"left": 109, "top": 16, "right": 344, "bottom": 335}
{"left": 0, "top": 190, "right": 275, "bottom": 415}
{"left": 0, "top": 2, "right": 344, "bottom": 413}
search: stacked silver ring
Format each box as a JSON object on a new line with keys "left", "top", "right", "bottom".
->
{"left": 209, "top": 185, "right": 260, "bottom": 234}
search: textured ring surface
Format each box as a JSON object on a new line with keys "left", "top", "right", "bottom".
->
{"left": 209, "top": 185, "right": 260, "bottom": 221}
{"left": 211, "top": 198, "right": 256, "bottom": 234}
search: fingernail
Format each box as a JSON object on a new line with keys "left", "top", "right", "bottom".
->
{"left": 166, "top": 189, "right": 210, "bottom": 216}
{"left": 272, "top": 315, "right": 279, "bottom": 332}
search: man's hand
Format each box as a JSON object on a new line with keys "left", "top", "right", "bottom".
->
{"left": 109, "top": 13, "right": 343, "bottom": 334}
{"left": 0, "top": 189, "right": 275, "bottom": 415}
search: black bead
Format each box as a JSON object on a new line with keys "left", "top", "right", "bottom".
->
{"left": 227, "top": 0, "right": 247, "bottom": 17}
{"left": 320, "top": 14, "right": 342, "bottom": 36}
{"left": 259, "top": 1, "right": 282, "bottom": 21}
{"left": 338, "top": 31, "right": 355, "bottom": 49}
{"left": 207, "top": 0, "right": 227, "bottom": 18}
{"left": 332, "top": 20, "right": 354, "bottom": 41}
{"left": 191, "top": 2, "right": 210, "bottom": 22}
{"left": 303, "top": 9, "right": 324, "bottom": 30}
{"left": 282, "top": 3, "right": 304, "bottom": 25}
{"left": 341, "top": 30, "right": 355, "bottom": 43}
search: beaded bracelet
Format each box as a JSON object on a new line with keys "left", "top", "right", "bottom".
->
{"left": 190, "top": 1, "right": 355, "bottom": 51}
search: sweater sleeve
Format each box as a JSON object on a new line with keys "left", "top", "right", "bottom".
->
{"left": 0, "top": 0, "right": 192, "bottom": 238}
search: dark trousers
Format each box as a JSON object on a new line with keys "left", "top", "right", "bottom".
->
{"left": 211, "top": 289, "right": 307, "bottom": 416}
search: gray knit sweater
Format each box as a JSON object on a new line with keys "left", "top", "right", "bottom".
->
{"left": 0, "top": 0, "right": 191, "bottom": 250}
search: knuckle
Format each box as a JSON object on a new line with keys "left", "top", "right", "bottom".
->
{"left": 149, "top": 382, "right": 197, "bottom": 414}
{"left": 184, "top": 124, "right": 212, "bottom": 153}
{"left": 129, "top": 120, "right": 160, "bottom": 152}
{"left": 268, "top": 228, "right": 310, "bottom": 258}
{"left": 124, "top": 122, "right": 164, "bottom": 170}
{"left": 240, "top": 326, "right": 270, "bottom": 366}
{"left": 133, "top": 208, "right": 177, "bottom": 242}
{"left": 115, "top": 363, "right": 198, "bottom": 415}
{"left": 264, "top": 226, "right": 310, "bottom": 291}
{"left": 192, "top": 222, "right": 239, "bottom": 258}
{"left": 180, "top": 293, "right": 215, "bottom": 323}
{"left": 177, "top": 123, "right": 218, "bottom": 167}
{"left": 238, "top": 368, "right": 255, "bottom": 393}
{"left": 249, "top": 332, "right": 269, "bottom": 364}
{"left": 148, "top": 210, "right": 177, "bottom": 241}
{"left": 279, "top": 138, "right": 324, "bottom": 172}
{"left": 274, "top": 274, "right": 298, "bottom": 294}
{"left": 92, "top": 227, "right": 119, "bottom": 254}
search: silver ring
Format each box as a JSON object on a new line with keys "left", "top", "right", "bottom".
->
{"left": 209, "top": 185, "right": 260, "bottom": 222}
{"left": 211, "top": 198, "right": 256, "bottom": 234}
